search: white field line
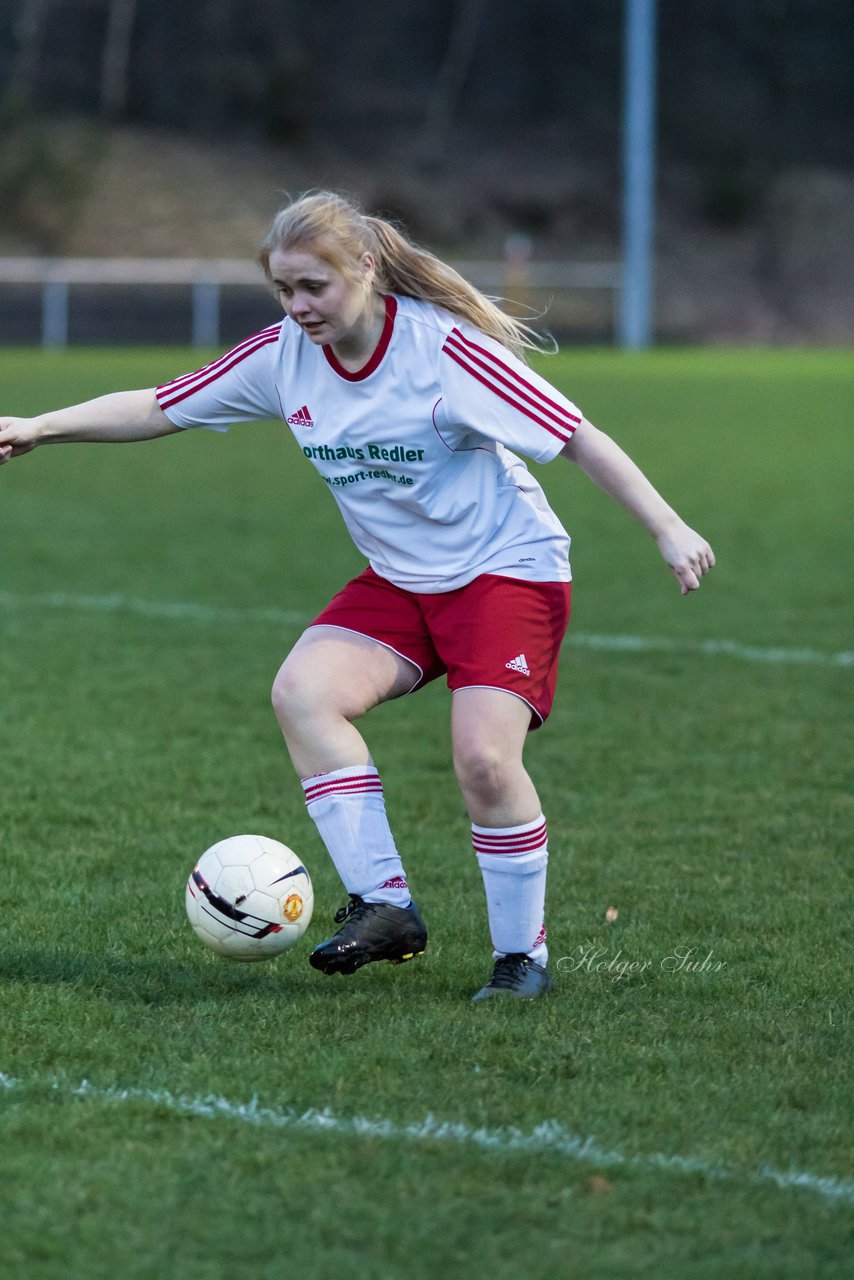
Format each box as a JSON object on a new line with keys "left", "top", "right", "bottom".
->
{"left": 1, "top": 589, "right": 851, "bottom": 668}
{"left": 568, "top": 631, "right": 853, "bottom": 667}
{"left": 0, "top": 1071, "right": 851, "bottom": 1206}
{"left": 0, "top": 589, "right": 309, "bottom": 627}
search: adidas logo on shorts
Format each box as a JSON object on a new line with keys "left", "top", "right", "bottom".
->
{"left": 505, "top": 653, "right": 531, "bottom": 676}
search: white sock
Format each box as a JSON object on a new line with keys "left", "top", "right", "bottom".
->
{"left": 472, "top": 815, "right": 549, "bottom": 965}
{"left": 302, "top": 765, "right": 410, "bottom": 906}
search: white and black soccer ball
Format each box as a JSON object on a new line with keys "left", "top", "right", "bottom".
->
{"left": 185, "top": 834, "right": 313, "bottom": 962}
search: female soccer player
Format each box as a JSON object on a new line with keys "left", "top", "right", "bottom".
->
{"left": 0, "top": 192, "right": 714, "bottom": 1001}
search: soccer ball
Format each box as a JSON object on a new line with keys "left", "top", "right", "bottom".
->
{"left": 185, "top": 834, "right": 313, "bottom": 962}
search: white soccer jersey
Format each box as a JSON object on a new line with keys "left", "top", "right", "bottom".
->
{"left": 155, "top": 295, "right": 583, "bottom": 593}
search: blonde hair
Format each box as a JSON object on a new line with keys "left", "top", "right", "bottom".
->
{"left": 258, "top": 191, "right": 551, "bottom": 361}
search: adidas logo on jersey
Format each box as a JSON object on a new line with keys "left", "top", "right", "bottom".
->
{"left": 505, "top": 653, "right": 531, "bottom": 676}
{"left": 287, "top": 405, "right": 315, "bottom": 428}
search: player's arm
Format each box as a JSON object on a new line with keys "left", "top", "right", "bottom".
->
{"left": 561, "top": 418, "right": 715, "bottom": 595}
{"left": 0, "top": 390, "right": 179, "bottom": 464}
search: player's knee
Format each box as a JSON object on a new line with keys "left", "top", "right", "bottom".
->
{"left": 454, "top": 740, "right": 513, "bottom": 807}
{"left": 271, "top": 659, "right": 366, "bottom": 730}
{"left": 271, "top": 661, "right": 322, "bottom": 730}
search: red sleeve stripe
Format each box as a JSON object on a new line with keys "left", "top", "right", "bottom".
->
{"left": 443, "top": 345, "right": 573, "bottom": 445}
{"left": 449, "top": 327, "right": 581, "bottom": 424}
{"left": 157, "top": 331, "right": 279, "bottom": 409}
{"left": 443, "top": 329, "right": 580, "bottom": 439}
{"left": 156, "top": 326, "right": 282, "bottom": 409}
{"left": 159, "top": 324, "right": 282, "bottom": 395}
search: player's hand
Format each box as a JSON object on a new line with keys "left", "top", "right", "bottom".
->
{"left": 0, "top": 417, "right": 41, "bottom": 464}
{"left": 656, "top": 520, "right": 716, "bottom": 595}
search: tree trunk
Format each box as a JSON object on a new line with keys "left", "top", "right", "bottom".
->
{"left": 7, "top": 0, "right": 52, "bottom": 104}
{"left": 418, "top": 0, "right": 488, "bottom": 168}
{"left": 100, "top": 0, "right": 139, "bottom": 120}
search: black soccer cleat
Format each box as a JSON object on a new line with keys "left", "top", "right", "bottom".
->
{"left": 471, "top": 953, "right": 553, "bottom": 1002}
{"left": 308, "top": 895, "right": 428, "bottom": 976}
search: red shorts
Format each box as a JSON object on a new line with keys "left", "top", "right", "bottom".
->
{"left": 309, "top": 567, "right": 571, "bottom": 729}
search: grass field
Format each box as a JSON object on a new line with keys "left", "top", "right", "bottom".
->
{"left": 1, "top": 348, "right": 851, "bottom": 1279}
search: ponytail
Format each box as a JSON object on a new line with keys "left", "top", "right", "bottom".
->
{"left": 259, "top": 191, "right": 552, "bottom": 362}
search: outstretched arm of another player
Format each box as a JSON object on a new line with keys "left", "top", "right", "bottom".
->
{"left": 561, "top": 418, "right": 715, "bottom": 595}
{"left": 0, "top": 390, "right": 179, "bottom": 464}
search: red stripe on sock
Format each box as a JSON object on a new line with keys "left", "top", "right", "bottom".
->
{"left": 303, "top": 774, "right": 384, "bottom": 805}
{"left": 472, "top": 821, "right": 547, "bottom": 855}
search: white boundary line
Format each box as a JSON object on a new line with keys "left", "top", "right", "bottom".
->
{"left": 0, "top": 1071, "right": 851, "bottom": 1205}
{"left": 0, "top": 589, "right": 308, "bottom": 627}
{"left": 568, "top": 631, "right": 854, "bottom": 667}
{"left": 1, "top": 589, "right": 851, "bottom": 667}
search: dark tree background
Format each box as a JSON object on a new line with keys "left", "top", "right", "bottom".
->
{"left": 1, "top": 0, "right": 852, "bottom": 341}
{"left": 1, "top": 0, "right": 851, "bottom": 173}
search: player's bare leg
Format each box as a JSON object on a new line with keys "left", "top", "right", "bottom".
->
{"left": 271, "top": 625, "right": 417, "bottom": 776}
{"left": 452, "top": 687, "right": 552, "bottom": 1000}
{"left": 451, "top": 687, "right": 540, "bottom": 828}
{"left": 272, "top": 625, "right": 427, "bottom": 974}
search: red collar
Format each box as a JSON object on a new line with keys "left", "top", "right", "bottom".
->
{"left": 323, "top": 295, "right": 397, "bottom": 381}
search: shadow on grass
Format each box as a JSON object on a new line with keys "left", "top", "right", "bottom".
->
{"left": 0, "top": 945, "right": 318, "bottom": 1004}
{"left": 0, "top": 943, "right": 524, "bottom": 1009}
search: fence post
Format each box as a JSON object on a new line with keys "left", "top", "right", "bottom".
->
{"left": 620, "top": 0, "right": 657, "bottom": 349}
{"left": 42, "top": 281, "right": 69, "bottom": 349}
{"left": 192, "top": 281, "right": 220, "bottom": 347}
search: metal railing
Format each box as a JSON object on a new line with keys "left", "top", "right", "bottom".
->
{"left": 0, "top": 256, "right": 623, "bottom": 348}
